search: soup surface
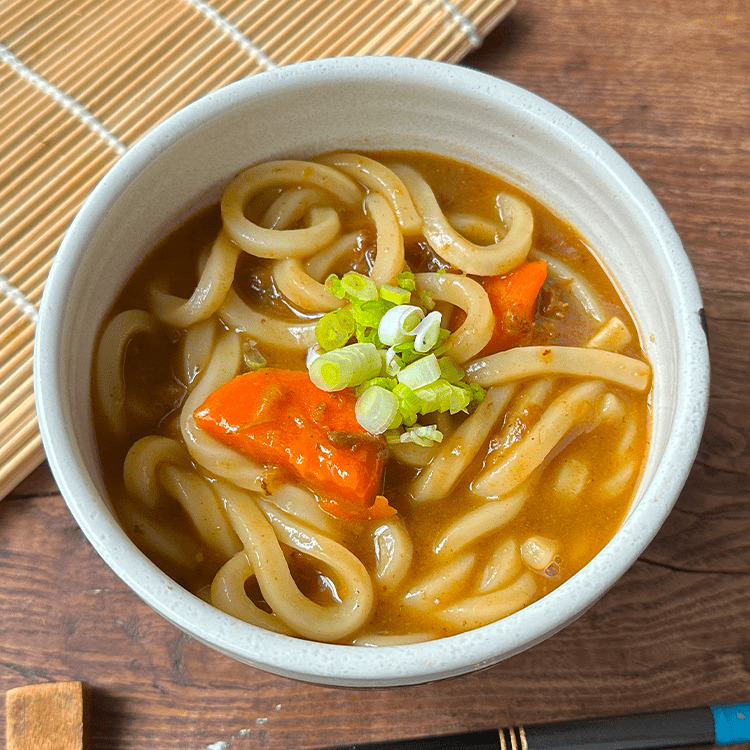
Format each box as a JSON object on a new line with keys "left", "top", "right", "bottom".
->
{"left": 93, "top": 151, "right": 651, "bottom": 644}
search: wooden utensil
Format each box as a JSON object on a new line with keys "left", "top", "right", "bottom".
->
{"left": 5, "top": 681, "right": 85, "bottom": 750}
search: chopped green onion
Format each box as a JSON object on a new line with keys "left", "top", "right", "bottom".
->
{"left": 449, "top": 383, "right": 472, "bottom": 414}
{"left": 308, "top": 342, "right": 382, "bottom": 391}
{"left": 397, "top": 353, "right": 440, "bottom": 390}
{"left": 351, "top": 299, "right": 393, "bottom": 329}
{"left": 315, "top": 307, "right": 355, "bottom": 351}
{"left": 379, "top": 284, "right": 411, "bottom": 305}
{"left": 415, "top": 379, "right": 454, "bottom": 413}
{"left": 393, "top": 383, "right": 420, "bottom": 426}
{"left": 400, "top": 425, "right": 443, "bottom": 447}
{"left": 396, "top": 268, "right": 416, "bottom": 291}
{"left": 385, "top": 347, "right": 402, "bottom": 376}
{"left": 392, "top": 341, "right": 422, "bottom": 366}
{"left": 415, "top": 288, "right": 435, "bottom": 311}
{"left": 378, "top": 305, "right": 424, "bottom": 346}
{"left": 355, "top": 385, "right": 399, "bottom": 435}
{"left": 469, "top": 383, "right": 486, "bottom": 402}
{"left": 438, "top": 355, "right": 465, "bottom": 384}
{"left": 324, "top": 274, "right": 346, "bottom": 298}
{"left": 355, "top": 375, "right": 397, "bottom": 397}
{"left": 341, "top": 272, "right": 378, "bottom": 301}
{"left": 412, "top": 310, "right": 442, "bottom": 353}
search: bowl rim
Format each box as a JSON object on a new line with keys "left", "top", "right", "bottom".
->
{"left": 34, "top": 55, "right": 710, "bottom": 687}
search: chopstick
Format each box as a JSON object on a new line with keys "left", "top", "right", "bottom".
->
{"left": 319, "top": 702, "right": 750, "bottom": 750}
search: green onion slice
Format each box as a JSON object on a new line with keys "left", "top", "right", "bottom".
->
{"left": 308, "top": 342, "right": 382, "bottom": 392}
{"left": 378, "top": 305, "right": 424, "bottom": 346}
{"left": 397, "top": 353, "right": 440, "bottom": 391}
{"left": 341, "top": 272, "right": 378, "bottom": 301}
{"left": 379, "top": 284, "right": 412, "bottom": 305}
{"left": 412, "top": 310, "right": 442, "bottom": 353}
{"left": 355, "top": 385, "right": 399, "bottom": 435}
{"left": 400, "top": 425, "right": 443, "bottom": 447}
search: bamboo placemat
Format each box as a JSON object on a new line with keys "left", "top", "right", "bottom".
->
{"left": 0, "top": 0, "right": 515, "bottom": 500}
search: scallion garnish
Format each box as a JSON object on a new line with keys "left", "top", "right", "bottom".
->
{"left": 379, "top": 284, "right": 412, "bottom": 305}
{"left": 308, "top": 342, "right": 382, "bottom": 391}
{"left": 396, "top": 353, "right": 441, "bottom": 391}
{"left": 400, "top": 425, "right": 444, "bottom": 447}
{"left": 378, "top": 304, "right": 423, "bottom": 346}
{"left": 315, "top": 306, "right": 355, "bottom": 351}
{"left": 307, "top": 269, "right": 483, "bottom": 444}
{"left": 355, "top": 385, "right": 399, "bottom": 435}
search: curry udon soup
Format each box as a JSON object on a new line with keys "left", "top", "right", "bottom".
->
{"left": 93, "top": 151, "right": 651, "bottom": 645}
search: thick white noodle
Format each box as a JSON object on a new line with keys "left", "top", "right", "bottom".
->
{"left": 403, "top": 553, "right": 476, "bottom": 611}
{"left": 465, "top": 346, "right": 651, "bottom": 392}
{"left": 123, "top": 435, "right": 192, "bottom": 509}
{"left": 553, "top": 458, "right": 590, "bottom": 501}
{"left": 315, "top": 152, "right": 422, "bottom": 235}
{"left": 364, "top": 192, "right": 404, "bottom": 286}
{"left": 214, "top": 485, "right": 373, "bottom": 641}
{"left": 304, "top": 231, "right": 362, "bottom": 281}
{"left": 180, "top": 329, "right": 267, "bottom": 492}
{"left": 212, "top": 550, "right": 295, "bottom": 635}
{"left": 587, "top": 316, "right": 632, "bottom": 351}
{"left": 445, "top": 212, "right": 500, "bottom": 244}
{"left": 600, "top": 461, "right": 638, "bottom": 500}
{"left": 433, "top": 487, "right": 529, "bottom": 556}
{"left": 148, "top": 231, "right": 241, "bottom": 328}
{"left": 391, "top": 163, "right": 533, "bottom": 275}
{"left": 261, "top": 187, "right": 328, "bottom": 229}
{"left": 520, "top": 536, "right": 558, "bottom": 571}
{"left": 263, "top": 484, "right": 336, "bottom": 536}
{"left": 410, "top": 385, "right": 514, "bottom": 502}
{"left": 272, "top": 257, "right": 343, "bottom": 312}
{"left": 438, "top": 572, "right": 537, "bottom": 630}
{"left": 472, "top": 380, "right": 607, "bottom": 498}
{"left": 220, "top": 289, "right": 317, "bottom": 352}
{"left": 178, "top": 317, "right": 218, "bottom": 387}
{"left": 415, "top": 272, "right": 494, "bottom": 362}
{"left": 388, "top": 442, "right": 436, "bottom": 467}
{"left": 371, "top": 517, "right": 413, "bottom": 593}
{"left": 533, "top": 249, "right": 607, "bottom": 323}
{"left": 477, "top": 539, "right": 522, "bottom": 594}
{"left": 122, "top": 435, "right": 241, "bottom": 560}
{"left": 159, "top": 465, "right": 242, "bottom": 560}
{"left": 221, "top": 160, "right": 362, "bottom": 258}
{"left": 94, "top": 309, "right": 162, "bottom": 436}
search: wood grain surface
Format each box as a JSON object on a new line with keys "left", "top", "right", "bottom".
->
{"left": 2, "top": 1, "right": 749, "bottom": 748}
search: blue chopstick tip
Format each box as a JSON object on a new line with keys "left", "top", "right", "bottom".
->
{"left": 712, "top": 703, "right": 750, "bottom": 745}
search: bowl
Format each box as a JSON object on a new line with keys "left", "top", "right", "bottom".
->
{"left": 34, "top": 56, "right": 709, "bottom": 688}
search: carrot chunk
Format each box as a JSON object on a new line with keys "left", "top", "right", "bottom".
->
{"left": 452, "top": 260, "right": 547, "bottom": 355}
{"left": 193, "top": 369, "right": 388, "bottom": 517}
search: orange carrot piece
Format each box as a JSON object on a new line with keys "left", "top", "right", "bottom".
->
{"left": 317, "top": 494, "right": 396, "bottom": 521}
{"left": 451, "top": 260, "right": 547, "bottom": 355}
{"left": 193, "top": 369, "right": 388, "bottom": 516}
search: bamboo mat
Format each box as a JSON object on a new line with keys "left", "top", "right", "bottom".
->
{"left": 0, "top": 0, "right": 515, "bottom": 499}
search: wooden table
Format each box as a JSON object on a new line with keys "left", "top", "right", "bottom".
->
{"left": 3, "top": 1, "right": 749, "bottom": 747}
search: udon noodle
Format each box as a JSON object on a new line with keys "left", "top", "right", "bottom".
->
{"left": 93, "top": 151, "right": 651, "bottom": 644}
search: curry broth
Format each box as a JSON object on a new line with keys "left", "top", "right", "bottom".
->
{"left": 94, "top": 151, "right": 650, "bottom": 640}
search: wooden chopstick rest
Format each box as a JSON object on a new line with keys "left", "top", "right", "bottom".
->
{"left": 5, "top": 681, "right": 85, "bottom": 750}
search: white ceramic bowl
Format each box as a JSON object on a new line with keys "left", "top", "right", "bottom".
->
{"left": 34, "top": 57, "right": 709, "bottom": 687}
